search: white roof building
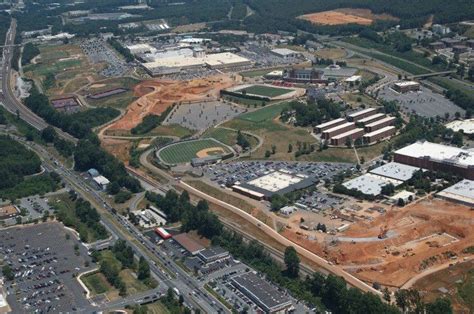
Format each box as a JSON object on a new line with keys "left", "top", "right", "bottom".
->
{"left": 445, "top": 119, "right": 474, "bottom": 135}
{"left": 437, "top": 179, "right": 474, "bottom": 207}
{"left": 93, "top": 175, "right": 110, "bottom": 190}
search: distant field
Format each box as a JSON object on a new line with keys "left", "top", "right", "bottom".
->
{"left": 299, "top": 8, "right": 398, "bottom": 26}
{"left": 158, "top": 138, "right": 231, "bottom": 164}
{"left": 203, "top": 127, "right": 258, "bottom": 148}
{"left": 236, "top": 85, "right": 293, "bottom": 98}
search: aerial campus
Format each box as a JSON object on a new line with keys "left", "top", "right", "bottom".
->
{"left": 0, "top": 0, "right": 473, "bottom": 313}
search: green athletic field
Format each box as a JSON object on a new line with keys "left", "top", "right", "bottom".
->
{"left": 158, "top": 138, "right": 231, "bottom": 164}
{"left": 236, "top": 85, "right": 293, "bottom": 98}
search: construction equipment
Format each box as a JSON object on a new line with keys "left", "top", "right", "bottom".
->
{"left": 378, "top": 225, "right": 388, "bottom": 239}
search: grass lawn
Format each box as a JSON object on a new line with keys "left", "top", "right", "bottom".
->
{"left": 237, "top": 102, "right": 290, "bottom": 123}
{"left": 458, "top": 268, "right": 474, "bottom": 312}
{"left": 340, "top": 93, "right": 378, "bottom": 108}
{"left": 239, "top": 67, "right": 283, "bottom": 78}
{"left": 82, "top": 272, "right": 111, "bottom": 295}
{"left": 203, "top": 128, "right": 258, "bottom": 148}
{"left": 24, "top": 44, "right": 103, "bottom": 96}
{"left": 185, "top": 180, "right": 255, "bottom": 213}
{"left": 222, "top": 94, "right": 270, "bottom": 107}
{"left": 158, "top": 138, "right": 231, "bottom": 164}
{"left": 146, "top": 301, "right": 172, "bottom": 314}
{"left": 237, "top": 85, "right": 293, "bottom": 98}
{"left": 224, "top": 102, "right": 315, "bottom": 160}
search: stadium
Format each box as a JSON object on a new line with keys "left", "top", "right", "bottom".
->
{"left": 222, "top": 84, "right": 305, "bottom": 101}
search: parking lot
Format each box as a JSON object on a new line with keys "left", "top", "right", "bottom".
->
{"left": 240, "top": 43, "right": 302, "bottom": 66}
{"left": 163, "top": 101, "right": 246, "bottom": 130}
{"left": 80, "top": 39, "right": 129, "bottom": 77}
{"left": 1, "top": 223, "right": 93, "bottom": 313}
{"left": 377, "top": 85, "right": 464, "bottom": 118}
{"left": 203, "top": 160, "right": 353, "bottom": 188}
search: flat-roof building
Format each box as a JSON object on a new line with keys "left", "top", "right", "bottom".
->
{"left": 173, "top": 233, "right": 205, "bottom": 255}
{"left": 394, "top": 141, "right": 474, "bottom": 180}
{"left": 436, "top": 179, "right": 474, "bottom": 207}
{"left": 271, "top": 48, "right": 301, "bottom": 59}
{"left": 231, "top": 272, "right": 293, "bottom": 313}
{"left": 93, "top": 175, "right": 110, "bottom": 190}
{"left": 393, "top": 81, "right": 420, "bottom": 93}
{"left": 358, "top": 113, "right": 386, "bottom": 126}
{"left": 197, "top": 246, "right": 230, "bottom": 263}
{"left": 233, "top": 169, "right": 318, "bottom": 200}
{"left": 365, "top": 116, "right": 396, "bottom": 132}
{"left": 322, "top": 122, "right": 355, "bottom": 140}
{"left": 342, "top": 174, "right": 401, "bottom": 196}
{"left": 347, "top": 108, "right": 378, "bottom": 122}
{"left": 283, "top": 68, "right": 325, "bottom": 83}
{"left": 330, "top": 128, "right": 364, "bottom": 146}
{"left": 314, "top": 118, "right": 346, "bottom": 133}
{"left": 445, "top": 119, "right": 474, "bottom": 135}
{"left": 362, "top": 126, "right": 396, "bottom": 144}
{"left": 127, "top": 43, "right": 155, "bottom": 55}
{"left": 369, "top": 162, "right": 421, "bottom": 182}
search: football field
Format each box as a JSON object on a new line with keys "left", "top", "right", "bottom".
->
{"left": 236, "top": 85, "right": 293, "bottom": 98}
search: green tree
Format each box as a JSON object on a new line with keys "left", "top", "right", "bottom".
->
{"left": 41, "top": 126, "right": 57, "bottom": 143}
{"left": 2, "top": 265, "right": 14, "bottom": 281}
{"left": 137, "top": 256, "right": 150, "bottom": 280}
{"left": 284, "top": 246, "right": 300, "bottom": 278}
{"left": 426, "top": 298, "right": 452, "bottom": 314}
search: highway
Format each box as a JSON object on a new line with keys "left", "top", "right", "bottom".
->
{"left": 0, "top": 19, "right": 77, "bottom": 143}
{"left": 11, "top": 135, "right": 228, "bottom": 313}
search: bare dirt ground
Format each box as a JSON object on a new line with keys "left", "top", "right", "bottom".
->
{"left": 108, "top": 74, "right": 239, "bottom": 131}
{"left": 281, "top": 197, "right": 474, "bottom": 287}
{"left": 299, "top": 8, "right": 398, "bottom": 26}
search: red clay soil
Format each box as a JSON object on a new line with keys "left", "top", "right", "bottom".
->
{"left": 283, "top": 198, "right": 474, "bottom": 287}
{"left": 108, "top": 74, "right": 238, "bottom": 131}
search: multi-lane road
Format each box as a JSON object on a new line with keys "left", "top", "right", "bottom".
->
{"left": 1, "top": 19, "right": 77, "bottom": 143}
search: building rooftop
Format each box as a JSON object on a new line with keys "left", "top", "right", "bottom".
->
{"left": 364, "top": 126, "right": 396, "bottom": 137}
{"left": 173, "top": 233, "right": 205, "bottom": 254}
{"left": 394, "top": 81, "right": 420, "bottom": 87}
{"left": 271, "top": 48, "right": 300, "bottom": 56}
{"left": 394, "top": 141, "right": 474, "bottom": 168}
{"left": 370, "top": 162, "right": 421, "bottom": 182}
{"left": 331, "top": 128, "right": 364, "bottom": 140}
{"left": 358, "top": 113, "right": 385, "bottom": 124}
{"left": 345, "top": 75, "right": 362, "bottom": 82}
{"left": 348, "top": 108, "right": 377, "bottom": 118}
{"left": 324, "top": 122, "right": 355, "bottom": 134}
{"left": 437, "top": 179, "right": 474, "bottom": 206}
{"left": 315, "top": 118, "right": 345, "bottom": 129}
{"left": 445, "top": 119, "right": 474, "bottom": 135}
{"left": 231, "top": 272, "right": 292, "bottom": 312}
{"left": 197, "top": 246, "right": 229, "bottom": 260}
{"left": 93, "top": 175, "right": 110, "bottom": 185}
{"left": 366, "top": 116, "right": 396, "bottom": 128}
{"left": 246, "top": 169, "right": 308, "bottom": 192}
{"left": 343, "top": 174, "right": 401, "bottom": 196}
{"left": 143, "top": 52, "right": 250, "bottom": 70}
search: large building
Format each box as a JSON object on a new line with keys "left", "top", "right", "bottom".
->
{"left": 142, "top": 52, "right": 252, "bottom": 76}
{"left": 314, "top": 118, "right": 346, "bottom": 133}
{"left": 231, "top": 272, "right": 293, "bottom": 313}
{"left": 321, "top": 122, "right": 355, "bottom": 140}
{"left": 173, "top": 233, "right": 205, "bottom": 255}
{"left": 436, "top": 179, "right": 474, "bottom": 207}
{"left": 358, "top": 113, "right": 386, "bottom": 126}
{"left": 347, "top": 108, "right": 378, "bottom": 122}
{"left": 283, "top": 68, "right": 325, "bottom": 83}
{"left": 445, "top": 119, "right": 474, "bottom": 135}
{"left": 232, "top": 169, "right": 318, "bottom": 200}
{"left": 330, "top": 128, "right": 364, "bottom": 146}
{"left": 393, "top": 81, "right": 420, "bottom": 93}
{"left": 271, "top": 48, "right": 301, "bottom": 59}
{"left": 369, "top": 162, "right": 421, "bottom": 182}
{"left": 363, "top": 126, "right": 396, "bottom": 144}
{"left": 394, "top": 141, "right": 474, "bottom": 180}
{"left": 342, "top": 174, "right": 402, "bottom": 196}
{"left": 364, "top": 116, "right": 396, "bottom": 132}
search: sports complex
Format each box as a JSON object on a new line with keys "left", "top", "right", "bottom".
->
{"left": 157, "top": 138, "right": 234, "bottom": 164}
{"left": 222, "top": 84, "right": 305, "bottom": 101}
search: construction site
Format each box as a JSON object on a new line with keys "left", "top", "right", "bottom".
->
{"left": 280, "top": 197, "right": 474, "bottom": 288}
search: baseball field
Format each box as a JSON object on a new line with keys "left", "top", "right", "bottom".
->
{"left": 157, "top": 138, "right": 232, "bottom": 164}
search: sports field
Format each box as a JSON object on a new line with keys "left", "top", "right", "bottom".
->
{"left": 158, "top": 138, "right": 231, "bottom": 164}
{"left": 236, "top": 85, "right": 293, "bottom": 98}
